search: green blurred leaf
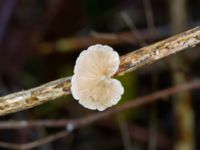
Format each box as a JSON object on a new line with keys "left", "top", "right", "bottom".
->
{"left": 117, "top": 72, "right": 139, "bottom": 120}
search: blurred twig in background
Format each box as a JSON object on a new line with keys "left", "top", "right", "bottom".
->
{"left": 0, "top": 130, "right": 70, "bottom": 150}
{"left": 142, "top": 0, "right": 156, "bottom": 36}
{"left": 169, "top": 0, "right": 195, "bottom": 150}
{"left": 0, "top": 80, "right": 199, "bottom": 149}
{"left": 39, "top": 27, "right": 162, "bottom": 55}
{"left": 0, "top": 0, "right": 18, "bottom": 45}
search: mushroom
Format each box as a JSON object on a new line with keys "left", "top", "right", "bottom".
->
{"left": 71, "top": 44, "right": 124, "bottom": 111}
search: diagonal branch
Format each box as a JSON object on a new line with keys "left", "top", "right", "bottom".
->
{"left": 0, "top": 80, "right": 199, "bottom": 149}
{"left": 0, "top": 26, "right": 200, "bottom": 116}
{"left": 0, "top": 82, "right": 200, "bottom": 130}
{"left": 1, "top": 80, "right": 199, "bottom": 129}
{"left": 116, "top": 26, "right": 200, "bottom": 76}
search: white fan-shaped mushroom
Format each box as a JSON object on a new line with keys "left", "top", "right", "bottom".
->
{"left": 71, "top": 44, "right": 124, "bottom": 111}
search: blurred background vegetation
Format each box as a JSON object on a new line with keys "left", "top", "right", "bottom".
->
{"left": 0, "top": 0, "right": 200, "bottom": 149}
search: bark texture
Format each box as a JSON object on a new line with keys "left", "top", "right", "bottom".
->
{"left": 0, "top": 26, "right": 200, "bottom": 116}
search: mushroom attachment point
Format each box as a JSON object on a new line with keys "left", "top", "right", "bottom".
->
{"left": 71, "top": 44, "right": 124, "bottom": 111}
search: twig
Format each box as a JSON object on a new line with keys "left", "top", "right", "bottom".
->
{"left": 128, "top": 124, "right": 172, "bottom": 149}
{"left": 0, "top": 26, "right": 200, "bottom": 116}
{"left": 0, "top": 130, "right": 69, "bottom": 150}
{"left": 0, "top": 0, "right": 18, "bottom": 45}
{"left": 116, "top": 26, "right": 200, "bottom": 76}
{"left": 38, "top": 22, "right": 200, "bottom": 55}
{"left": 120, "top": 11, "right": 147, "bottom": 46}
{"left": 118, "top": 116, "right": 133, "bottom": 150}
{"left": 0, "top": 80, "right": 199, "bottom": 129}
{"left": 40, "top": 28, "right": 162, "bottom": 54}
{"left": 169, "top": 1, "right": 195, "bottom": 150}
{"left": 143, "top": 0, "right": 156, "bottom": 36}
{"left": 0, "top": 80, "right": 199, "bottom": 149}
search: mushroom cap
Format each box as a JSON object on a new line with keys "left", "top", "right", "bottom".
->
{"left": 71, "top": 44, "right": 124, "bottom": 111}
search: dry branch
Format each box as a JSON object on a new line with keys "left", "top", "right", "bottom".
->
{"left": 0, "top": 26, "right": 200, "bottom": 116}
{"left": 0, "top": 80, "right": 200, "bottom": 129}
{"left": 116, "top": 26, "right": 200, "bottom": 76}
{"left": 0, "top": 80, "right": 199, "bottom": 149}
{"left": 0, "top": 130, "right": 69, "bottom": 150}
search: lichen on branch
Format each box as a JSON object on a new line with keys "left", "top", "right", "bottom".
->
{"left": 0, "top": 26, "right": 200, "bottom": 116}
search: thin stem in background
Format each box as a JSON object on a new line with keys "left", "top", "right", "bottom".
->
{"left": 143, "top": 0, "right": 156, "bottom": 36}
{"left": 0, "top": 80, "right": 199, "bottom": 149}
